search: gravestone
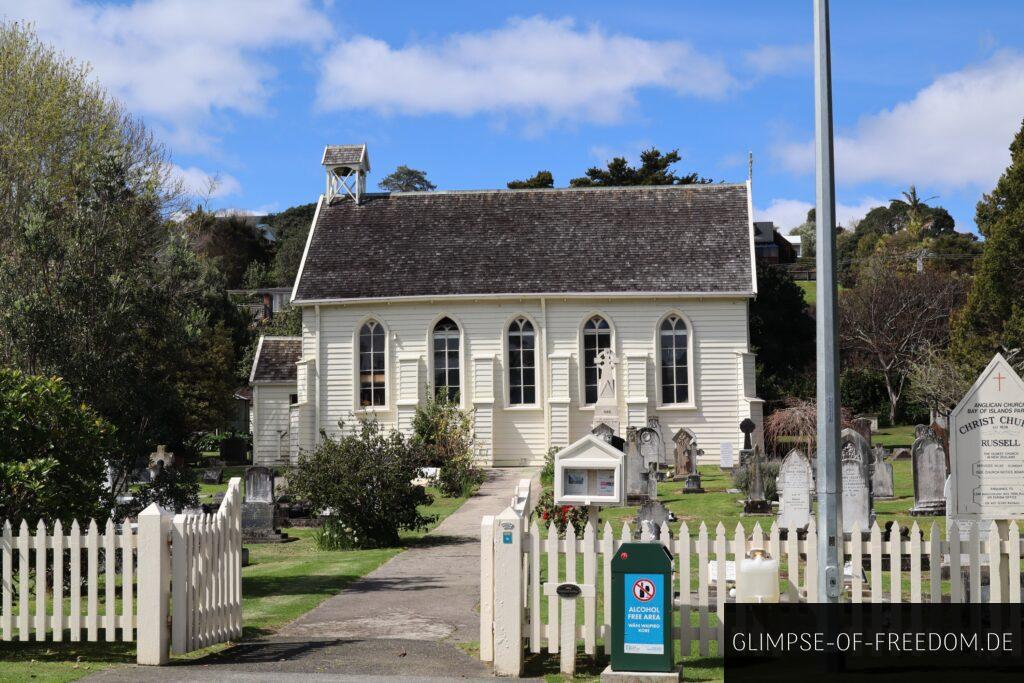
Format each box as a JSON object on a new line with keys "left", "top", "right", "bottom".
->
{"left": 870, "top": 447, "right": 894, "bottom": 499}
{"left": 851, "top": 417, "right": 873, "bottom": 446}
{"left": 148, "top": 444, "right": 176, "bottom": 469}
{"left": 590, "top": 422, "right": 624, "bottom": 452}
{"left": 719, "top": 442, "right": 735, "bottom": 470}
{"left": 242, "top": 466, "right": 289, "bottom": 543}
{"left": 740, "top": 418, "right": 756, "bottom": 450}
{"left": 910, "top": 427, "right": 946, "bottom": 515}
{"left": 742, "top": 447, "right": 772, "bottom": 515}
{"left": 841, "top": 428, "right": 874, "bottom": 534}
{"left": 201, "top": 467, "right": 224, "bottom": 485}
{"left": 624, "top": 427, "right": 647, "bottom": 502}
{"left": 777, "top": 449, "right": 813, "bottom": 530}
{"left": 671, "top": 428, "right": 695, "bottom": 480}
{"left": 636, "top": 500, "right": 674, "bottom": 539}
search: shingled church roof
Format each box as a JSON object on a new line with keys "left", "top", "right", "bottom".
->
{"left": 292, "top": 183, "right": 755, "bottom": 302}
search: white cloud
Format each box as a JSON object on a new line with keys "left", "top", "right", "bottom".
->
{"left": 757, "top": 196, "right": 886, "bottom": 231}
{"left": 1, "top": 0, "right": 331, "bottom": 147}
{"left": 171, "top": 165, "right": 242, "bottom": 199}
{"left": 743, "top": 44, "right": 810, "bottom": 76}
{"left": 316, "top": 16, "right": 736, "bottom": 125}
{"left": 776, "top": 51, "right": 1024, "bottom": 189}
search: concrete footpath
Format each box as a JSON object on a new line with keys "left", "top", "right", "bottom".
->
{"left": 87, "top": 467, "right": 538, "bottom": 682}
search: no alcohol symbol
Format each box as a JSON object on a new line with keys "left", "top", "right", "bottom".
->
{"left": 632, "top": 578, "right": 656, "bottom": 602}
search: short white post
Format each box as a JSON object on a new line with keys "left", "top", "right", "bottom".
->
{"left": 480, "top": 515, "right": 495, "bottom": 662}
{"left": 137, "top": 503, "right": 171, "bottom": 665}
{"left": 560, "top": 594, "right": 576, "bottom": 676}
{"left": 492, "top": 507, "right": 523, "bottom": 677}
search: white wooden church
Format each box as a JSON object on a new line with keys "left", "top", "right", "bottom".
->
{"left": 249, "top": 144, "right": 763, "bottom": 467}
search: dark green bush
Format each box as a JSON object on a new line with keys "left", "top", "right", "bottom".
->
{"left": 290, "top": 418, "right": 434, "bottom": 549}
{"left": 731, "top": 459, "right": 782, "bottom": 501}
{"left": 0, "top": 368, "right": 115, "bottom": 524}
{"left": 412, "top": 394, "right": 484, "bottom": 497}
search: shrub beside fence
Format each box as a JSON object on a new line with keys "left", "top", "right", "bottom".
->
{"left": 0, "top": 477, "right": 243, "bottom": 664}
{"left": 480, "top": 507, "right": 1024, "bottom": 677}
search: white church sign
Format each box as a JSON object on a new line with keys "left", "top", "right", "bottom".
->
{"left": 553, "top": 434, "right": 625, "bottom": 507}
{"left": 949, "top": 353, "right": 1024, "bottom": 521}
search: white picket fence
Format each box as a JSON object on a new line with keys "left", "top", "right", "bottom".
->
{"left": 171, "top": 477, "right": 244, "bottom": 653}
{"left": 0, "top": 477, "right": 243, "bottom": 665}
{"left": 481, "top": 512, "right": 1024, "bottom": 676}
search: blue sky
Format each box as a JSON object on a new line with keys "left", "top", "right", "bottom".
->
{"left": 4, "top": 1, "right": 1024, "bottom": 233}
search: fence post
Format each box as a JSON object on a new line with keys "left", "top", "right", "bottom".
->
{"left": 480, "top": 514, "right": 495, "bottom": 663}
{"left": 137, "top": 503, "right": 171, "bottom": 665}
{"left": 493, "top": 507, "right": 523, "bottom": 677}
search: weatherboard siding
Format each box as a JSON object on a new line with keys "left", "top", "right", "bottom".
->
{"left": 296, "top": 296, "right": 758, "bottom": 466}
{"left": 253, "top": 384, "right": 295, "bottom": 467}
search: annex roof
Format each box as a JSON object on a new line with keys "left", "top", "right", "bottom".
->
{"left": 293, "top": 183, "right": 755, "bottom": 302}
{"left": 249, "top": 336, "right": 301, "bottom": 384}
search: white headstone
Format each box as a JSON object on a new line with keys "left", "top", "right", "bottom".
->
{"left": 950, "top": 353, "right": 1024, "bottom": 523}
{"left": 777, "top": 449, "right": 813, "bottom": 530}
{"left": 841, "top": 429, "right": 873, "bottom": 534}
{"left": 910, "top": 428, "right": 946, "bottom": 514}
{"left": 591, "top": 349, "right": 620, "bottom": 433}
{"left": 719, "top": 442, "right": 734, "bottom": 469}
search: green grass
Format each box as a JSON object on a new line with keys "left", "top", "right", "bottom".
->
{"left": 797, "top": 280, "right": 816, "bottom": 306}
{"left": 797, "top": 280, "right": 846, "bottom": 307}
{"left": 873, "top": 424, "right": 917, "bottom": 449}
{"left": 0, "top": 486, "right": 472, "bottom": 682}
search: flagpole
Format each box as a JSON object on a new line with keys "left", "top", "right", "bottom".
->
{"left": 814, "top": 0, "right": 842, "bottom": 603}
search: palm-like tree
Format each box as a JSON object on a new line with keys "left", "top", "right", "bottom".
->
{"left": 891, "top": 185, "right": 938, "bottom": 236}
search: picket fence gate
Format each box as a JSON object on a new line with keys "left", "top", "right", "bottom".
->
{"left": 0, "top": 477, "right": 243, "bottom": 665}
{"left": 480, "top": 509, "right": 1024, "bottom": 677}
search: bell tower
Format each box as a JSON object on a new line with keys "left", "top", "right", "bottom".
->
{"left": 322, "top": 144, "right": 370, "bottom": 205}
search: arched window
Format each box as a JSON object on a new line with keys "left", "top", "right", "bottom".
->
{"left": 432, "top": 317, "right": 460, "bottom": 402}
{"left": 358, "top": 320, "right": 386, "bottom": 407}
{"left": 659, "top": 315, "right": 689, "bottom": 404}
{"left": 508, "top": 317, "right": 536, "bottom": 405}
{"left": 582, "top": 315, "right": 612, "bottom": 404}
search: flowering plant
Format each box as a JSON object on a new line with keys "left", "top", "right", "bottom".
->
{"left": 534, "top": 490, "right": 590, "bottom": 536}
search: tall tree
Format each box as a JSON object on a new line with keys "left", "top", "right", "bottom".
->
{"left": 378, "top": 165, "right": 436, "bottom": 192}
{"left": 183, "top": 209, "right": 272, "bottom": 288}
{"left": 507, "top": 170, "right": 554, "bottom": 189}
{"left": 953, "top": 119, "right": 1024, "bottom": 365}
{"left": 839, "top": 258, "right": 967, "bottom": 422}
{"left": 569, "top": 148, "right": 710, "bottom": 187}
{"left": 749, "top": 265, "right": 816, "bottom": 402}
{"left": 265, "top": 202, "right": 317, "bottom": 287}
{"left": 0, "top": 22, "right": 237, "bottom": 492}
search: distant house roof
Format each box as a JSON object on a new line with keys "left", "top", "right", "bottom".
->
{"left": 292, "top": 183, "right": 755, "bottom": 302}
{"left": 321, "top": 144, "right": 368, "bottom": 168}
{"left": 249, "top": 336, "right": 301, "bottom": 384}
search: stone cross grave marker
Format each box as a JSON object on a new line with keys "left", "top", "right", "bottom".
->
{"left": 870, "top": 446, "right": 894, "bottom": 499}
{"left": 777, "top": 449, "right": 813, "bottom": 530}
{"left": 841, "top": 428, "right": 874, "bottom": 534}
{"left": 672, "top": 428, "right": 695, "bottom": 481}
{"left": 910, "top": 427, "right": 947, "bottom": 515}
{"left": 201, "top": 467, "right": 224, "bottom": 485}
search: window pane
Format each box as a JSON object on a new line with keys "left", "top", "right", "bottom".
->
{"left": 523, "top": 386, "right": 536, "bottom": 404}
{"left": 434, "top": 368, "right": 446, "bottom": 389}
{"left": 661, "top": 366, "right": 674, "bottom": 388}
{"left": 676, "top": 386, "right": 688, "bottom": 403}
{"left": 449, "top": 369, "right": 459, "bottom": 387}
{"left": 523, "top": 367, "right": 535, "bottom": 388}
{"left": 585, "top": 385, "right": 597, "bottom": 405}
{"left": 359, "top": 334, "right": 371, "bottom": 354}
{"left": 510, "top": 386, "right": 521, "bottom": 405}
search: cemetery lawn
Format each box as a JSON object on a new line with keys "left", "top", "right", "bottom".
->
{"left": 873, "top": 424, "right": 917, "bottom": 449}
{"left": 0, "top": 486, "right": 471, "bottom": 683}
